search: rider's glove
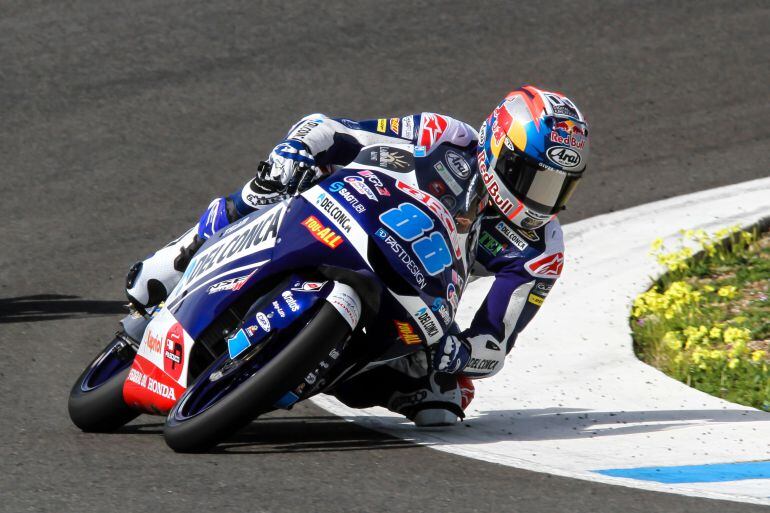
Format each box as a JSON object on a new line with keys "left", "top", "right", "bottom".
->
{"left": 264, "top": 139, "right": 318, "bottom": 194}
{"left": 432, "top": 334, "right": 472, "bottom": 374}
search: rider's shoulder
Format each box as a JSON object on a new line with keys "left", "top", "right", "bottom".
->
{"left": 417, "top": 112, "right": 478, "bottom": 152}
{"left": 521, "top": 218, "right": 564, "bottom": 279}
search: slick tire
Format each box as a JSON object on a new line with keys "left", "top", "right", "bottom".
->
{"left": 164, "top": 302, "right": 351, "bottom": 453}
{"left": 69, "top": 366, "right": 139, "bottom": 432}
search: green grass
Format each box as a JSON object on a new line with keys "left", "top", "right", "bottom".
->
{"left": 630, "top": 225, "right": 770, "bottom": 410}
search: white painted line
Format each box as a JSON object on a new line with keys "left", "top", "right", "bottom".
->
{"left": 312, "top": 176, "right": 770, "bottom": 505}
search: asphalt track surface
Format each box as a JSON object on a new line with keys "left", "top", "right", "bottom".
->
{"left": 1, "top": 1, "right": 768, "bottom": 512}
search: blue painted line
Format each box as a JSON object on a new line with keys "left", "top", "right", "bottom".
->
{"left": 595, "top": 461, "right": 770, "bottom": 483}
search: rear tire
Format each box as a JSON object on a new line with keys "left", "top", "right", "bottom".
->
{"left": 164, "top": 302, "right": 351, "bottom": 452}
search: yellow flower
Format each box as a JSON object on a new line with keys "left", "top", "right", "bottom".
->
{"left": 728, "top": 358, "right": 740, "bottom": 370}
{"left": 717, "top": 285, "right": 737, "bottom": 299}
{"left": 650, "top": 238, "right": 664, "bottom": 253}
{"left": 708, "top": 326, "right": 722, "bottom": 340}
{"left": 724, "top": 326, "right": 751, "bottom": 345}
{"left": 751, "top": 351, "right": 766, "bottom": 362}
{"left": 663, "top": 331, "right": 682, "bottom": 351}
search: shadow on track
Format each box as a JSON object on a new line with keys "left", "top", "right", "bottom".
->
{"left": 0, "top": 294, "right": 126, "bottom": 323}
{"left": 116, "top": 416, "right": 418, "bottom": 454}
{"left": 337, "top": 407, "right": 770, "bottom": 442}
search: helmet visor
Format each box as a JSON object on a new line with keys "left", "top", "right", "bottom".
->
{"left": 495, "top": 146, "right": 582, "bottom": 215}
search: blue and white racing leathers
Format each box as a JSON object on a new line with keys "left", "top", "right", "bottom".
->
{"left": 229, "top": 113, "right": 565, "bottom": 380}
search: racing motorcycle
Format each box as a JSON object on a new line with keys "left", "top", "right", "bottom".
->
{"left": 68, "top": 142, "right": 485, "bottom": 452}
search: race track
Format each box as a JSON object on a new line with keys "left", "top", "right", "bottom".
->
{"left": 1, "top": 1, "right": 769, "bottom": 512}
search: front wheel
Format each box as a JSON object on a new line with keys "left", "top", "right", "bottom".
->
{"left": 163, "top": 301, "right": 353, "bottom": 452}
{"left": 68, "top": 333, "right": 140, "bottom": 432}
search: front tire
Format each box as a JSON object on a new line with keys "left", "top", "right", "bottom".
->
{"left": 164, "top": 302, "right": 352, "bottom": 452}
{"left": 68, "top": 335, "right": 140, "bottom": 432}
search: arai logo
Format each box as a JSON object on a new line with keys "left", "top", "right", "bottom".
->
{"left": 546, "top": 146, "right": 581, "bottom": 168}
{"left": 445, "top": 150, "right": 472, "bottom": 178}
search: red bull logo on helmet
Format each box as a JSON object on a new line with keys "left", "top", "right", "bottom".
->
{"left": 550, "top": 119, "right": 586, "bottom": 149}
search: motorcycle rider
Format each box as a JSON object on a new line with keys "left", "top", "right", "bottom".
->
{"left": 125, "top": 85, "right": 590, "bottom": 426}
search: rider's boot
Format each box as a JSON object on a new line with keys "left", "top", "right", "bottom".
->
{"left": 388, "top": 371, "right": 474, "bottom": 427}
{"left": 125, "top": 197, "right": 237, "bottom": 313}
{"left": 333, "top": 353, "right": 475, "bottom": 427}
{"left": 125, "top": 227, "right": 203, "bottom": 314}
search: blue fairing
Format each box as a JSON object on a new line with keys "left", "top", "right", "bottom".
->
{"left": 162, "top": 143, "right": 481, "bottom": 365}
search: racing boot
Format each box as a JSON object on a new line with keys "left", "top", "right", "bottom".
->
{"left": 125, "top": 197, "right": 236, "bottom": 314}
{"left": 333, "top": 353, "right": 475, "bottom": 427}
{"left": 388, "top": 371, "right": 474, "bottom": 427}
{"left": 125, "top": 227, "right": 202, "bottom": 314}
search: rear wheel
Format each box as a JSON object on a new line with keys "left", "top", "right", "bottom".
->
{"left": 163, "top": 302, "right": 352, "bottom": 452}
{"left": 68, "top": 333, "right": 140, "bottom": 432}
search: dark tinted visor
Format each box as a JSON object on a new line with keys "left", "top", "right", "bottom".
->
{"left": 494, "top": 145, "right": 582, "bottom": 215}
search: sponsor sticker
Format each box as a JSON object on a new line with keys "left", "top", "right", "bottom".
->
{"left": 528, "top": 293, "right": 544, "bottom": 306}
{"left": 301, "top": 215, "right": 344, "bottom": 249}
{"left": 444, "top": 150, "right": 472, "bottom": 179}
{"left": 271, "top": 300, "right": 286, "bottom": 318}
{"left": 344, "top": 175, "right": 378, "bottom": 201}
{"left": 533, "top": 281, "right": 553, "bottom": 298}
{"left": 377, "top": 118, "right": 387, "bottom": 133}
{"left": 357, "top": 170, "right": 390, "bottom": 196}
{"left": 255, "top": 312, "right": 271, "bottom": 332}
{"left": 325, "top": 282, "right": 362, "bottom": 328}
{"left": 127, "top": 367, "right": 178, "bottom": 401}
{"left": 145, "top": 329, "right": 164, "bottom": 355}
{"left": 292, "top": 281, "right": 326, "bottom": 293}
{"left": 478, "top": 158, "right": 518, "bottom": 218}
{"left": 394, "top": 320, "right": 421, "bottom": 345}
{"left": 526, "top": 252, "right": 564, "bottom": 278}
{"left": 314, "top": 192, "right": 353, "bottom": 233}
{"left": 281, "top": 291, "right": 300, "bottom": 312}
{"left": 431, "top": 297, "right": 452, "bottom": 324}
{"left": 329, "top": 182, "right": 367, "bottom": 212}
{"left": 163, "top": 322, "right": 185, "bottom": 381}
{"left": 433, "top": 161, "right": 463, "bottom": 195}
{"left": 517, "top": 227, "right": 540, "bottom": 241}
{"left": 375, "top": 227, "right": 427, "bottom": 289}
{"left": 428, "top": 180, "right": 446, "bottom": 197}
{"left": 419, "top": 113, "right": 448, "bottom": 148}
{"left": 401, "top": 116, "right": 414, "bottom": 139}
{"left": 389, "top": 117, "right": 400, "bottom": 135}
{"left": 546, "top": 146, "right": 581, "bottom": 168}
{"left": 207, "top": 272, "right": 254, "bottom": 294}
{"left": 414, "top": 307, "right": 439, "bottom": 338}
{"left": 495, "top": 221, "right": 528, "bottom": 251}
{"left": 466, "top": 357, "right": 499, "bottom": 373}
{"left": 290, "top": 119, "right": 320, "bottom": 141}
{"left": 370, "top": 146, "right": 409, "bottom": 172}
{"left": 479, "top": 231, "right": 504, "bottom": 256}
